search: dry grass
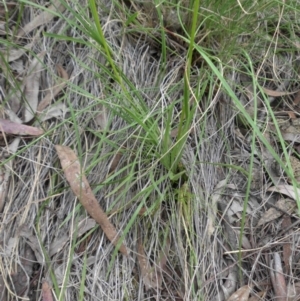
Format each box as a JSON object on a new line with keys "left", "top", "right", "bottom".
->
{"left": 0, "top": 0, "right": 300, "bottom": 300}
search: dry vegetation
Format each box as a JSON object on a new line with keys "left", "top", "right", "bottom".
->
{"left": 1, "top": 0, "right": 300, "bottom": 300}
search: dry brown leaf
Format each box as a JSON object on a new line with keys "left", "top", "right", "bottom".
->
{"left": 42, "top": 281, "right": 53, "bottom": 301}
{"left": 226, "top": 285, "right": 251, "bottom": 301}
{"left": 263, "top": 87, "right": 299, "bottom": 97}
{"left": 138, "top": 207, "right": 147, "bottom": 216}
{"left": 158, "top": 238, "right": 170, "bottom": 271}
{"left": 294, "top": 90, "right": 300, "bottom": 106}
{"left": 55, "top": 145, "right": 128, "bottom": 256}
{"left": 276, "top": 198, "right": 296, "bottom": 213}
{"left": 10, "top": 59, "right": 25, "bottom": 76}
{"left": 95, "top": 107, "right": 108, "bottom": 130}
{"left": 270, "top": 252, "right": 287, "bottom": 301}
{"left": 137, "top": 236, "right": 162, "bottom": 290}
{"left": 8, "top": 80, "right": 24, "bottom": 114}
{"left": 257, "top": 207, "right": 281, "bottom": 226}
{"left": 268, "top": 185, "right": 300, "bottom": 202}
{"left": 23, "top": 52, "right": 46, "bottom": 122}
{"left": 0, "top": 118, "right": 44, "bottom": 136}
{"left": 281, "top": 132, "right": 300, "bottom": 143}
{"left": 49, "top": 234, "right": 68, "bottom": 257}
{"left": 10, "top": 244, "right": 35, "bottom": 297}
{"left": 7, "top": 137, "right": 21, "bottom": 154}
{"left": 1, "top": 28, "right": 42, "bottom": 63}
{"left": 222, "top": 267, "right": 238, "bottom": 299}
{"left": 39, "top": 103, "right": 69, "bottom": 122}
{"left": 282, "top": 215, "right": 292, "bottom": 274}
{"left": 5, "top": 109, "right": 22, "bottom": 124}
{"left": 109, "top": 152, "right": 123, "bottom": 173}
{"left": 19, "top": 224, "right": 43, "bottom": 264}
{"left": 287, "top": 111, "right": 297, "bottom": 119}
{"left": 0, "top": 114, "right": 23, "bottom": 212}
{"left": 242, "top": 235, "right": 251, "bottom": 250}
{"left": 209, "top": 180, "right": 229, "bottom": 236}
{"left": 2, "top": 43, "right": 32, "bottom": 63}
{"left": 17, "top": 0, "right": 65, "bottom": 39}
{"left": 0, "top": 21, "right": 6, "bottom": 36}
{"left": 76, "top": 233, "right": 92, "bottom": 254}
{"left": 38, "top": 65, "right": 69, "bottom": 112}
{"left": 0, "top": 164, "right": 10, "bottom": 212}
{"left": 49, "top": 218, "right": 96, "bottom": 257}
{"left": 257, "top": 198, "right": 296, "bottom": 226}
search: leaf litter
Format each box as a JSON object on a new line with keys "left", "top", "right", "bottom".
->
{"left": 226, "top": 285, "right": 251, "bottom": 301}
{"left": 257, "top": 198, "right": 296, "bottom": 226}
{"left": 23, "top": 52, "right": 46, "bottom": 123}
{"left": 55, "top": 145, "right": 128, "bottom": 256}
{"left": 37, "top": 64, "right": 69, "bottom": 113}
{"left": 1, "top": 1, "right": 300, "bottom": 300}
{"left": 41, "top": 281, "right": 53, "bottom": 301}
{"left": 0, "top": 118, "right": 44, "bottom": 136}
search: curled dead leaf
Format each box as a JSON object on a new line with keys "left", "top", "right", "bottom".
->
{"left": 55, "top": 145, "right": 128, "bottom": 256}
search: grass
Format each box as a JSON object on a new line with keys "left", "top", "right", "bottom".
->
{"left": 1, "top": 0, "right": 300, "bottom": 300}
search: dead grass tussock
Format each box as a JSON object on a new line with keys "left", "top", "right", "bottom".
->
{"left": 0, "top": 0, "right": 300, "bottom": 300}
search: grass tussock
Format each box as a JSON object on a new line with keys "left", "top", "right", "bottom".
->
{"left": 0, "top": 0, "right": 300, "bottom": 300}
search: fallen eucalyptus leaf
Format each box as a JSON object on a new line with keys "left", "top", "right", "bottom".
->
{"left": 257, "top": 198, "right": 296, "bottom": 226}
{"left": 268, "top": 185, "right": 300, "bottom": 202}
{"left": 270, "top": 252, "right": 287, "bottom": 301}
{"left": 17, "top": 0, "right": 65, "bottom": 39}
{"left": 39, "top": 103, "right": 69, "bottom": 122}
{"left": 0, "top": 118, "right": 44, "bottom": 136}
{"left": 55, "top": 145, "right": 128, "bottom": 256}
{"left": 23, "top": 52, "right": 46, "bottom": 122}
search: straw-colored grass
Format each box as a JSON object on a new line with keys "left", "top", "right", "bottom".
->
{"left": 0, "top": 0, "right": 300, "bottom": 300}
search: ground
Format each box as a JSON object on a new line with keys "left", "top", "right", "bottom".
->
{"left": 0, "top": 1, "right": 300, "bottom": 300}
